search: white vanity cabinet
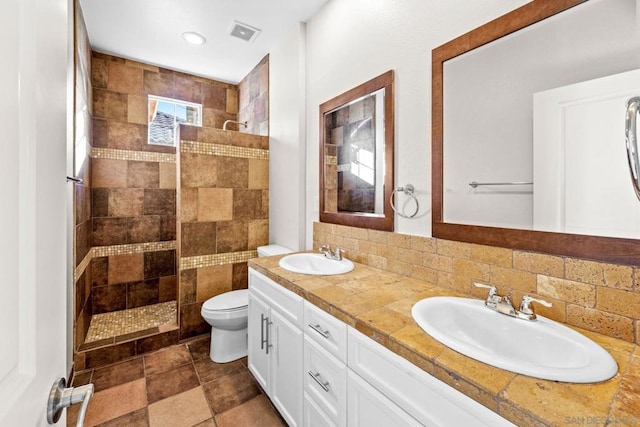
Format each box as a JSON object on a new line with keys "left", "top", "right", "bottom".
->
{"left": 248, "top": 269, "right": 304, "bottom": 427}
{"left": 248, "top": 268, "right": 514, "bottom": 427}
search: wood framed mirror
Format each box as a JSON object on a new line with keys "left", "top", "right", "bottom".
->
{"left": 320, "top": 70, "right": 395, "bottom": 231}
{"left": 432, "top": 0, "right": 640, "bottom": 265}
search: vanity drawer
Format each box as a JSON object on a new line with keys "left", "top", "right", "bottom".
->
{"left": 304, "top": 392, "right": 337, "bottom": 427}
{"left": 304, "top": 336, "right": 347, "bottom": 426}
{"left": 304, "top": 301, "right": 348, "bottom": 363}
{"left": 347, "top": 327, "right": 514, "bottom": 427}
{"left": 249, "top": 268, "right": 303, "bottom": 329}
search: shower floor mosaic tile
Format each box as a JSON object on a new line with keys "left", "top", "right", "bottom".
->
{"left": 85, "top": 301, "right": 177, "bottom": 343}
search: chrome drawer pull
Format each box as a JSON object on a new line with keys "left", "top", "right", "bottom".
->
{"left": 308, "top": 323, "right": 330, "bottom": 339}
{"left": 308, "top": 371, "right": 330, "bottom": 392}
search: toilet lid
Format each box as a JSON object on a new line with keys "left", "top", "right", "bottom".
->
{"left": 202, "top": 289, "right": 249, "bottom": 312}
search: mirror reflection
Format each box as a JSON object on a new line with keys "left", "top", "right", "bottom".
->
{"left": 443, "top": 0, "right": 640, "bottom": 239}
{"left": 323, "top": 89, "right": 385, "bottom": 215}
{"left": 320, "top": 70, "right": 394, "bottom": 231}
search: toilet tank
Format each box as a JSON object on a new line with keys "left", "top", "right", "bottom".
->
{"left": 257, "top": 244, "right": 293, "bottom": 257}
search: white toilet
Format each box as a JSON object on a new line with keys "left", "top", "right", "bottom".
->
{"left": 201, "top": 244, "right": 292, "bottom": 363}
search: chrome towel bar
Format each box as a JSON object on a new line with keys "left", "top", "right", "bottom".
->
{"left": 469, "top": 181, "right": 533, "bottom": 188}
{"left": 625, "top": 96, "right": 640, "bottom": 200}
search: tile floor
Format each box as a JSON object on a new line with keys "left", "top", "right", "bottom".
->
{"left": 68, "top": 337, "right": 286, "bottom": 427}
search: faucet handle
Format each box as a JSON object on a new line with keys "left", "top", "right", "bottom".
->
{"left": 473, "top": 282, "right": 497, "bottom": 296}
{"left": 520, "top": 295, "right": 552, "bottom": 309}
{"left": 518, "top": 295, "right": 552, "bottom": 320}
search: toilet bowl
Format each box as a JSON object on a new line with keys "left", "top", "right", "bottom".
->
{"left": 201, "top": 244, "right": 292, "bottom": 363}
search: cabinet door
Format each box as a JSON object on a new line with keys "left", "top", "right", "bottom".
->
{"left": 271, "top": 308, "right": 304, "bottom": 427}
{"left": 347, "top": 371, "right": 422, "bottom": 427}
{"left": 304, "top": 392, "right": 337, "bottom": 427}
{"left": 248, "top": 292, "right": 271, "bottom": 392}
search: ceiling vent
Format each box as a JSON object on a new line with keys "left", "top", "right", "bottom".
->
{"left": 229, "top": 21, "right": 261, "bottom": 43}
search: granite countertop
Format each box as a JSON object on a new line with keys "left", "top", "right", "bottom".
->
{"left": 248, "top": 255, "right": 640, "bottom": 427}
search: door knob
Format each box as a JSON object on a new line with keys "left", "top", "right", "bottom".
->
{"left": 47, "top": 377, "right": 94, "bottom": 426}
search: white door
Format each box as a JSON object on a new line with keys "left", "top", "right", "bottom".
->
{"left": 533, "top": 69, "right": 640, "bottom": 238}
{"left": 0, "top": 0, "right": 71, "bottom": 425}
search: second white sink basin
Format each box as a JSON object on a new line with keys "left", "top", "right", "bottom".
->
{"left": 279, "top": 253, "right": 354, "bottom": 275}
{"left": 411, "top": 297, "right": 617, "bottom": 383}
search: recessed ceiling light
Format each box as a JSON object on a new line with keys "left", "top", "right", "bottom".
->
{"left": 182, "top": 32, "right": 207, "bottom": 45}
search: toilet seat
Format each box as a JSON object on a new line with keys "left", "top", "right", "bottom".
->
{"left": 202, "top": 289, "right": 248, "bottom": 313}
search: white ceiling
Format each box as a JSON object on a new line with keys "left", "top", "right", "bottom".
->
{"left": 79, "top": 0, "right": 328, "bottom": 84}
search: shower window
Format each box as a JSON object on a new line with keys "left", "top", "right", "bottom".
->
{"left": 148, "top": 95, "right": 202, "bottom": 146}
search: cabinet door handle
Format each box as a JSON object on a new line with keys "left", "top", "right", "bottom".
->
{"left": 308, "top": 323, "right": 330, "bottom": 339}
{"left": 308, "top": 371, "right": 330, "bottom": 392}
{"left": 260, "top": 314, "right": 267, "bottom": 350}
{"left": 265, "top": 317, "right": 273, "bottom": 355}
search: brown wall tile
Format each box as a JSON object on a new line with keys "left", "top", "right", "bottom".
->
{"left": 217, "top": 157, "right": 248, "bottom": 188}
{"left": 174, "top": 75, "right": 203, "bottom": 104}
{"left": 91, "top": 257, "right": 109, "bottom": 287}
{"left": 127, "top": 161, "right": 159, "bottom": 188}
{"left": 127, "top": 95, "right": 148, "bottom": 125}
{"left": 181, "top": 153, "right": 217, "bottom": 188}
{"left": 84, "top": 341, "right": 136, "bottom": 369}
{"left": 180, "top": 269, "right": 197, "bottom": 305}
{"left": 108, "top": 61, "right": 144, "bottom": 95}
{"left": 179, "top": 302, "right": 209, "bottom": 340}
{"left": 108, "top": 253, "right": 144, "bottom": 285}
{"left": 93, "top": 217, "right": 129, "bottom": 246}
{"left": 144, "top": 70, "right": 175, "bottom": 98}
{"left": 216, "top": 221, "right": 248, "bottom": 253}
{"left": 92, "top": 284, "right": 127, "bottom": 314}
{"left": 181, "top": 222, "right": 216, "bottom": 257}
{"left": 233, "top": 189, "right": 263, "bottom": 220}
{"left": 159, "top": 275, "right": 177, "bottom": 302}
{"left": 247, "top": 219, "right": 269, "bottom": 249}
{"left": 596, "top": 287, "right": 640, "bottom": 318}
{"left": 160, "top": 216, "right": 176, "bottom": 241}
{"left": 93, "top": 158, "right": 127, "bottom": 188}
{"left": 108, "top": 188, "right": 144, "bottom": 217}
{"left": 144, "top": 250, "right": 176, "bottom": 279}
{"left": 513, "top": 251, "right": 563, "bottom": 277}
{"left": 93, "top": 89, "right": 128, "bottom": 121}
{"left": 129, "top": 216, "right": 161, "bottom": 243}
{"left": 196, "top": 265, "right": 233, "bottom": 302}
{"left": 248, "top": 159, "right": 269, "bottom": 189}
{"left": 536, "top": 276, "right": 595, "bottom": 307}
{"left": 202, "top": 83, "right": 226, "bottom": 110}
{"left": 107, "top": 121, "right": 147, "bottom": 151}
{"left": 127, "top": 279, "right": 160, "bottom": 308}
{"left": 144, "top": 189, "right": 176, "bottom": 215}
{"left": 198, "top": 188, "right": 233, "bottom": 222}
{"left": 567, "top": 305, "right": 634, "bottom": 342}
{"left": 159, "top": 162, "right": 177, "bottom": 189}
{"left": 232, "top": 263, "right": 249, "bottom": 290}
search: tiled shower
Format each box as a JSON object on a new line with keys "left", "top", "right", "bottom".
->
{"left": 72, "top": 6, "right": 271, "bottom": 370}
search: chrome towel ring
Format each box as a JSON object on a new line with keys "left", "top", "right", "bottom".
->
{"left": 625, "top": 96, "right": 640, "bottom": 201}
{"left": 390, "top": 184, "right": 419, "bottom": 218}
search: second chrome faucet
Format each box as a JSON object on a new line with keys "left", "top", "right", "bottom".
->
{"left": 474, "top": 282, "right": 551, "bottom": 321}
{"left": 318, "top": 244, "right": 346, "bottom": 261}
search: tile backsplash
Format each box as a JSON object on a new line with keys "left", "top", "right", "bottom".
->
{"left": 313, "top": 222, "right": 640, "bottom": 343}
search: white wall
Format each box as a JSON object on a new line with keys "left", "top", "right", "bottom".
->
{"left": 300, "top": 0, "right": 530, "bottom": 246}
{"left": 269, "top": 23, "right": 307, "bottom": 251}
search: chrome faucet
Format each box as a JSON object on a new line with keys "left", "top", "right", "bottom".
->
{"left": 318, "top": 244, "right": 346, "bottom": 261}
{"left": 474, "top": 282, "right": 552, "bottom": 321}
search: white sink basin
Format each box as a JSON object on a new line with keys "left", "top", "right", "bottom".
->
{"left": 279, "top": 253, "right": 354, "bottom": 275}
{"left": 411, "top": 297, "right": 617, "bottom": 383}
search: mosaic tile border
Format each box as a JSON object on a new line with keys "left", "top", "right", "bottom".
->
{"left": 74, "top": 241, "right": 177, "bottom": 283}
{"left": 325, "top": 156, "right": 337, "bottom": 165}
{"left": 180, "top": 249, "right": 259, "bottom": 270}
{"left": 74, "top": 250, "right": 93, "bottom": 283}
{"left": 180, "top": 140, "right": 269, "bottom": 160}
{"left": 90, "top": 147, "right": 176, "bottom": 163}
{"left": 93, "top": 241, "right": 177, "bottom": 258}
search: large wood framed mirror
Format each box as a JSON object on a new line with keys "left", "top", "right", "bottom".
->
{"left": 320, "top": 70, "right": 395, "bottom": 231}
{"left": 433, "top": 0, "right": 640, "bottom": 265}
